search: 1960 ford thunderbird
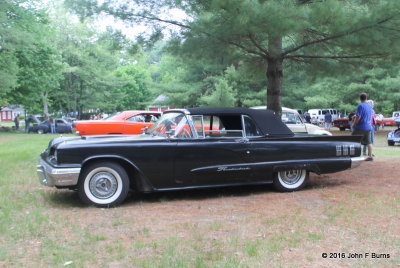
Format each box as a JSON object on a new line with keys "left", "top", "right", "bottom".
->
{"left": 37, "top": 107, "right": 365, "bottom": 207}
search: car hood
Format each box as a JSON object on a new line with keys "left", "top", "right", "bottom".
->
{"left": 304, "top": 123, "right": 332, "bottom": 136}
{"left": 50, "top": 134, "right": 165, "bottom": 149}
{"left": 74, "top": 120, "right": 123, "bottom": 125}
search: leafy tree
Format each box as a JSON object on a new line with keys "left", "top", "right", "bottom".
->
{"left": 94, "top": 0, "right": 400, "bottom": 115}
{"left": 0, "top": 0, "right": 50, "bottom": 104}
{"left": 200, "top": 77, "right": 236, "bottom": 107}
{"left": 147, "top": 52, "right": 216, "bottom": 107}
{"left": 222, "top": 65, "right": 266, "bottom": 107}
{"left": 114, "top": 64, "right": 152, "bottom": 110}
{"left": 13, "top": 44, "right": 63, "bottom": 115}
{"left": 49, "top": 9, "right": 124, "bottom": 116}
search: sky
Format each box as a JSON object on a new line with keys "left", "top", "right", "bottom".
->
{"left": 93, "top": 6, "right": 187, "bottom": 40}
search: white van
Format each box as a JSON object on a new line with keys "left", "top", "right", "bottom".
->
{"left": 308, "top": 108, "right": 338, "bottom": 125}
{"left": 308, "top": 109, "right": 324, "bottom": 125}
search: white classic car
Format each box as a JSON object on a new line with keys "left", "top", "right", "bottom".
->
{"left": 252, "top": 106, "right": 332, "bottom": 136}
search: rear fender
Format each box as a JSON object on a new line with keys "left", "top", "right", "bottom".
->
{"left": 273, "top": 163, "right": 320, "bottom": 174}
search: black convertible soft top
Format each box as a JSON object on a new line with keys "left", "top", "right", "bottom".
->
{"left": 183, "top": 107, "right": 294, "bottom": 137}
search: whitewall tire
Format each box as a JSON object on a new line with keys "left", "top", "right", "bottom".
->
{"left": 78, "top": 162, "right": 129, "bottom": 207}
{"left": 273, "top": 169, "right": 308, "bottom": 192}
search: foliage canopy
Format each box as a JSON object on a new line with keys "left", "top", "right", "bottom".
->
{"left": 1, "top": 0, "right": 400, "bottom": 118}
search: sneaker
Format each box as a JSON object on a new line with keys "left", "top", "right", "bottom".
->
{"left": 365, "top": 156, "right": 373, "bottom": 161}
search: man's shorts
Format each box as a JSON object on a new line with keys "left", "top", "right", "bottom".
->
{"left": 352, "top": 129, "right": 372, "bottom": 145}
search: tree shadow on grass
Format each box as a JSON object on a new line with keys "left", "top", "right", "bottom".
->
{"left": 41, "top": 184, "right": 276, "bottom": 208}
{"left": 125, "top": 183, "right": 276, "bottom": 205}
{"left": 305, "top": 173, "right": 355, "bottom": 192}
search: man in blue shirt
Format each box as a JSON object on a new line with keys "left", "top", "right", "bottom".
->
{"left": 352, "top": 93, "right": 373, "bottom": 161}
{"left": 324, "top": 111, "right": 332, "bottom": 130}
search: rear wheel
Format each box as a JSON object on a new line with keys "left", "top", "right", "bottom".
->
{"left": 388, "top": 141, "right": 395, "bottom": 146}
{"left": 37, "top": 128, "right": 45, "bottom": 134}
{"left": 339, "top": 127, "right": 346, "bottom": 131}
{"left": 78, "top": 162, "right": 130, "bottom": 207}
{"left": 273, "top": 169, "right": 308, "bottom": 192}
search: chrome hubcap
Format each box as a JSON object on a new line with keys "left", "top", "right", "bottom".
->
{"left": 280, "top": 170, "right": 303, "bottom": 185}
{"left": 89, "top": 172, "right": 118, "bottom": 199}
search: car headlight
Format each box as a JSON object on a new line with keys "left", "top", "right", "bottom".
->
{"left": 48, "top": 148, "right": 58, "bottom": 164}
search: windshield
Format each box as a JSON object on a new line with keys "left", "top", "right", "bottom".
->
{"left": 104, "top": 112, "right": 121, "bottom": 121}
{"left": 282, "top": 112, "right": 304, "bottom": 124}
{"left": 147, "top": 112, "right": 194, "bottom": 138}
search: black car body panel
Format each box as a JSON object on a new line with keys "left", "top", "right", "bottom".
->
{"left": 38, "top": 107, "right": 364, "bottom": 206}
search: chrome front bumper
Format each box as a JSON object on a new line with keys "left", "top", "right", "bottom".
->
{"left": 37, "top": 158, "right": 81, "bottom": 187}
{"left": 351, "top": 156, "right": 366, "bottom": 169}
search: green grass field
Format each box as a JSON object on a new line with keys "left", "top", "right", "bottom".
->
{"left": 0, "top": 132, "right": 399, "bottom": 267}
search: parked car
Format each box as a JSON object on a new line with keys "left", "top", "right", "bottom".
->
{"left": 29, "top": 118, "right": 72, "bottom": 134}
{"left": 252, "top": 106, "right": 332, "bottom": 135}
{"left": 377, "top": 117, "right": 398, "bottom": 127}
{"left": 387, "top": 118, "right": 400, "bottom": 146}
{"left": 73, "top": 110, "right": 161, "bottom": 135}
{"left": 37, "top": 107, "right": 364, "bottom": 207}
{"left": 333, "top": 115, "right": 398, "bottom": 131}
{"left": 333, "top": 118, "right": 351, "bottom": 131}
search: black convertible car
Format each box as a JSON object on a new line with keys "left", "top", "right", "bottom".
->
{"left": 37, "top": 107, "right": 365, "bottom": 207}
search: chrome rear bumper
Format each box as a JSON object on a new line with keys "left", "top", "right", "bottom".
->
{"left": 37, "top": 159, "right": 81, "bottom": 187}
{"left": 350, "top": 156, "right": 366, "bottom": 169}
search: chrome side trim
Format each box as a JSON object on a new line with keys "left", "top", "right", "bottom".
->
{"left": 37, "top": 158, "right": 81, "bottom": 187}
{"left": 351, "top": 156, "right": 365, "bottom": 169}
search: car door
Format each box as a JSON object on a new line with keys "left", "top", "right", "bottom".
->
{"left": 55, "top": 119, "right": 68, "bottom": 133}
{"left": 172, "top": 115, "right": 255, "bottom": 187}
{"left": 283, "top": 112, "right": 307, "bottom": 134}
{"left": 173, "top": 138, "right": 254, "bottom": 187}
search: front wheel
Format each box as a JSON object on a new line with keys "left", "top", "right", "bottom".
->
{"left": 78, "top": 162, "right": 130, "bottom": 207}
{"left": 339, "top": 127, "right": 346, "bottom": 131}
{"left": 388, "top": 140, "right": 395, "bottom": 146}
{"left": 273, "top": 169, "right": 308, "bottom": 192}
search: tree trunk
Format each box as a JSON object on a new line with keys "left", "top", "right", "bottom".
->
{"left": 77, "top": 79, "right": 85, "bottom": 119}
{"left": 42, "top": 91, "right": 49, "bottom": 117}
{"left": 266, "top": 36, "right": 283, "bottom": 117}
